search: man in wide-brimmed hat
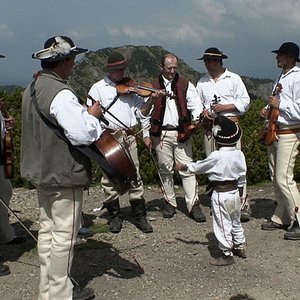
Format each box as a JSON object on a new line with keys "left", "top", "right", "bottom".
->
{"left": 261, "top": 42, "right": 300, "bottom": 241}
{"left": 175, "top": 116, "right": 247, "bottom": 266}
{"left": 196, "top": 47, "right": 251, "bottom": 222}
{"left": 21, "top": 36, "right": 103, "bottom": 300}
{"left": 87, "top": 51, "right": 154, "bottom": 234}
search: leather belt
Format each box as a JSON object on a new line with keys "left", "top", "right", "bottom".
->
{"left": 162, "top": 125, "right": 178, "bottom": 131}
{"left": 211, "top": 180, "right": 238, "bottom": 192}
{"left": 105, "top": 127, "right": 136, "bottom": 136}
{"left": 276, "top": 128, "right": 300, "bottom": 135}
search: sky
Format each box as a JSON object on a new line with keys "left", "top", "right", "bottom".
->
{"left": 0, "top": 0, "right": 300, "bottom": 86}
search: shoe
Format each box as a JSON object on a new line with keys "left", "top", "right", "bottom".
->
{"left": 162, "top": 201, "right": 176, "bottom": 218}
{"left": 7, "top": 236, "right": 27, "bottom": 245}
{"left": 0, "top": 263, "right": 10, "bottom": 276}
{"left": 190, "top": 202, "right": 206, "bottom": 222}
{"left": 73, "top": 286, "right": 95, "bottom": 300}
{"left": 130, "top": 198, "right": 153, "bottom": 233}
{"left": 261, "top": 220, "right": 289, "bottom": 231}
{"left": 284, "top": 225, "right": 300, "bottom": 240}
{"left": 77, "top": 227, "right": 93, "bottom": 239}
{"left": 209, "top": 255, "right": 235, "bottom": 266}
{"left": 240, "top": 205, "right": 251, "bottom": 222}
{"left": 233, "top": 244, "right": 247, "bottom": 258}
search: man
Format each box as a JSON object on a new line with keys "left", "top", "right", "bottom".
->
{"left": 143, "top": 53, "right": 206, "bottom": 222}
{"left": 21, "top": 36, "right": 102, "bottom": 300}
{"left": 196, "top": 47, "right": 251, "bottom": 221}
{"left": 0, "top": 53, "right": 26, "bottom": 277}
{"left": 260, "top": 42, "right": 300, "bottom": 240}
{"left": 87, "top": 51, "right": 153, "bottom": 234}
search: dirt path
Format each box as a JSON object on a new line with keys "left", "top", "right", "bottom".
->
{"left": 1, "top": 183, "right": 299, "bottom": 300}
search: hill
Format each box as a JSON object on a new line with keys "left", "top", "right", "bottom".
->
{"left": 69, "top": 45, "right": 273, "bottom": 101}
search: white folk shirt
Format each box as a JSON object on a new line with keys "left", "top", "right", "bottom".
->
{"left": 196, "top": 69, "right": 250, "bottom": 117}
{"left": 276, "top": 66, "right": 300, "bottom": 126}
{"left": 186, "top": 146, "right": 247, "bottom": 188}
{"left": 162, "top": 75, "right": 202, "bottom": 127}
{"left": 87, "top": 75, "right": 146, "bottom": 132}
{"left": 50, "top": 89, "right": 102, "bottom": 146}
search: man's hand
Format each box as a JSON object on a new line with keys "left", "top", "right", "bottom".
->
{"left": 87, "top": 101, "right": 103, "bottom": 119}
{"left": 260, "top": 107, "right": 267, "bottom": 119}
{"left": 174, "top": 163, "right": 187, "bottom": 171}
{"left": 143, "top": 137, "right": 152, "bottom": 149}
{"left": 268, "top": 95, "right": 279, "bottom": 108}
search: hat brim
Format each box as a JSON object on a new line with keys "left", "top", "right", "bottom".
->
{"left": 0, "top": 54, "right": 5, "bottom": 58}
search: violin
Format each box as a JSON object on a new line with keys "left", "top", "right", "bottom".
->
{"left": 116, "top": 77, "right": 173, "bottom": 98}
{"left": 259, "top": 83, "right": 282, "bottom": 146}
{"left": 0, "top": 100, "right": 14, "bottom": 178}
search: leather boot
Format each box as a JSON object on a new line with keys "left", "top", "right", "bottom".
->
{"left": 190, "top": 201, "right": 206, "bottom": 222}
{"left": 130, "top": 198, "right": 153, "bottom": 233}
{"left": 104, "top": 199, "right": 123, "bottom": 233}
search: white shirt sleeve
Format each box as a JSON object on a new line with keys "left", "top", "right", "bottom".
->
{"left": 186, "top": 82, "right": 203, "bottom": 121}
{"left": 50, "top": 89, "right": 102, "bottom": 146}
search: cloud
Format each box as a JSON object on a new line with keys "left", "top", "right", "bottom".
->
{"left": 0, "top": 24, "right": 14, "bottom": 40}
{"left": 122, "top": 26, "right": 146, "bottom": 39}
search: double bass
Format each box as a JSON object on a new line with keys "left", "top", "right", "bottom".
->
{"left": 259, "top": 83, "right": 282, "bottom": 146}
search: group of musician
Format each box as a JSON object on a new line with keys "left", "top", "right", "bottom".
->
{"left": 0, "top": 36, "right": 300, "bottom": 299}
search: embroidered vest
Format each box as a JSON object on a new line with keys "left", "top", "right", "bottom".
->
{"left": 150, "top": 73, "right": 190, "bottom": 136}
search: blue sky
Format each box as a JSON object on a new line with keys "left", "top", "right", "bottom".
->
{"left": 0, "top": 0, "right": 299, "bottom": 86}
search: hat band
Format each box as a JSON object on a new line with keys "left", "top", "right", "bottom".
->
{"left": 107, "top": 59, "right": 127, "bottom": 68}
{"left": 204, "top": 52, "right": 223, "bottom": 57}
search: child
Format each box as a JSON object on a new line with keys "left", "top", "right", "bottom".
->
{"left": 175, "top": 116, "right": 247, "bottom": 266}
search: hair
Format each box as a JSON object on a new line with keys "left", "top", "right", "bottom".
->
{"left": 40, "top": 55, "right": 75, "bottom": 69}
{"left": 161, "top": 53, "right": 178, "bottom": 66}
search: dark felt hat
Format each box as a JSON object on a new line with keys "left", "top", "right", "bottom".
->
{"left": 197, "top": 47, "right": 228, "bottom": 61}
{"left": 32, "top": 36, "right": 88, "bottom": 62}
{"left": 106, "top": 51, "right": 128, "bottom": 70}
{"left": 213, "top": 116, "right": 242, "bottom": 146}
{"left": 272, "top": 42, "right": 300, "bottom": 63}
{"left": 0, "top": 54, "right": 5, "bottom": 58}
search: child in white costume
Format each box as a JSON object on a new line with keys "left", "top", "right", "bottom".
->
{"left": 176, "top": 116, "right": 247, "bottom": 266}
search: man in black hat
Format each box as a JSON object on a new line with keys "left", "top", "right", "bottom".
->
{"left": 21, "top": 36, "right": 103, "bottom": 300}
{"left": 175, "top": 116, "right": 247, "bottom": 266}
{"left": 87, "top": 51, "right": 153, "bottom": 234}
{"left": 260, "top": 42, "right": 300, "bottom": 240}
{"left": 196, "top": 47, "right": 251, "bottom": 222}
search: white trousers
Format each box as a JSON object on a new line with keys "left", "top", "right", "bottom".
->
{"left": 0, "top": 164, "right": 15, "bottom": 243}
{"left": 37, "top": 186, "right": 83, "bottom": 300}
{"left": 268, "top": 132, "right": 300, "bottom": 225}
{"left": 152, "top": 130, "right": 198, "bottom": 212}
{"left": 211, "top": 189, "right": 245, "bottom": 254}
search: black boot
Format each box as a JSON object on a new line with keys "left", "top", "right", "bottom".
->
{"left": 0, "top": 255, "right": 10, "bottom": 276}
{"left": 130, "top": 199, "right": 153, "bottom": 233}
{"left": 104, "top": 199, "right": 123, "bottom": 233}
{"left": 190, "top": 201, "right": 206, "bottom": 222}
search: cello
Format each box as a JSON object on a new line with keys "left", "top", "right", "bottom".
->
{"left": 0, "top": 100, "right": 13, "bottom": 178}
{"left": 259, "top": 83, "right": 282, "bottom": 146}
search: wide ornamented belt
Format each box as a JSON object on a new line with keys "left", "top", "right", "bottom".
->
{"left": 276, "top": 127, "right": 300, "bottom": 135}
{"left": 211, "top": 180, "right": 238, "bottom": 192}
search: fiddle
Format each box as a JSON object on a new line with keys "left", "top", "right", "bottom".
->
{"left": 116, "top": 77, "right": 173, "bottom": 98}
{"left": 259, "top": 83, "right": 282, "bottom": 146}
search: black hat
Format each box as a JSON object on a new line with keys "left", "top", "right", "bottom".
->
{"left": 0, "top": 54, "right": 5, "bottom": 58}
{"left": 32, "top": 36, "right": 88, "bottom": 62}
{"left": 272, "top": 42, "right": 300, "bottom": 63}
{"left": 197, "top": 47, "right": 228, "bottom": 61}
{"left": 106, "top": 51, "right": 127, "bottom": 70}
{"left": 212, "top": 116, "right": 242, "bottom": 146}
